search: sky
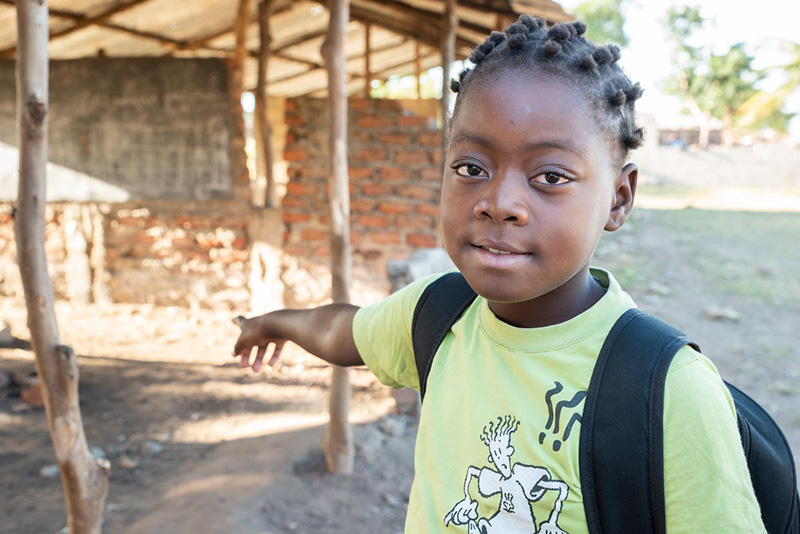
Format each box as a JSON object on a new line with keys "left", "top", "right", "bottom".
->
{"left": 558, "top": 0, "right": 800, "bottom": 138}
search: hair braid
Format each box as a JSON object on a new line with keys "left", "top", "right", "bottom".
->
{"left": 450, "top": 15, "right": 645, "bottom": 163}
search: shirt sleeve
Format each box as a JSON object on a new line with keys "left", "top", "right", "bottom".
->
{"left": 662, "top": 345, "right": 767, "bottom": 533}
{"left": 352, "top": 272, "right": 445, "bottom": 390}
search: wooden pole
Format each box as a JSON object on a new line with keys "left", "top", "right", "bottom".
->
{"left": 441, "top": 0, "right": 458, "bottom": 133}
{"left": 230, "top": 0, "right": 250, "bottom": 200}
{"left": 415, "top": 41, "right": 422, "bottom": 99}
{"left": 14, "top": 1, "right": 109, "bottom": 532}
{"left": 364, "top": 24, "right": 371, "bottom": 97}
{"left": 320, "top": 0, "right": 354, "bottom": 475}
{"left": 255, "top": 0, "right": 276, "bottom": 207}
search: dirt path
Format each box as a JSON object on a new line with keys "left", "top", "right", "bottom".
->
{"left": 1, "top": 144, "right": 799, "bottom": 533}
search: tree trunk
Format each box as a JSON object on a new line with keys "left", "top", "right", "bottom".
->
{"left": 721, "top": 110, "right": 734, "bottom": 148}
{"left": 14, "top": 1, "right": 109, "bottom": 532}
{"left": 320, "top": 0, "right": 354, "bottom": 475}
{"left": 255, "top": 0, "right": 277, "bottom": 208}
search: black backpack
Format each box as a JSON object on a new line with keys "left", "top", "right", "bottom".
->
{"left": 411, "top": 271, "right": 800, "bottom": 534}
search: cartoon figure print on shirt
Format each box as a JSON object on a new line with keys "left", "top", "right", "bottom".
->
{"left": 443, "top": 414, "right": 571, "bottom": 534}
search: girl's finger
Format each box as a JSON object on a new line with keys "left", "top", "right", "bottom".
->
{"left": 238, "top": 349, "right": 251, "bottom": 368}
{"left": 268, "top": 341, "right": 285, "bottom": 366}
{"left": 252, "top": 345, "right": 267, "bottom": 372}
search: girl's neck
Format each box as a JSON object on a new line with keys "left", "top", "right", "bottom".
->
{"left": 487, "top": 268, "right": 605, "bottom": 328}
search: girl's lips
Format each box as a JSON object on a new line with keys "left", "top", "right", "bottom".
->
{"left": 471, "top": 244, "right": 530, "bottom": 268}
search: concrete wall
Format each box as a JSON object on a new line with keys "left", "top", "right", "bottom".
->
{"left": 0, "top": 96, "right": 445, "bottom": 311}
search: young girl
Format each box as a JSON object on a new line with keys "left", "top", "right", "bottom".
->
{"left": 233, "top": 15, "right": 765, "bottom": 533}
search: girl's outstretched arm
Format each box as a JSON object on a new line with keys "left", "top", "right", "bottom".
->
{"left": 232, "top": 304, "right": 362, "bottom": 371}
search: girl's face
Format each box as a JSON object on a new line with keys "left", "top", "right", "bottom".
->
{"left": 441, "top": 71, "right": 636, "bottom": 327}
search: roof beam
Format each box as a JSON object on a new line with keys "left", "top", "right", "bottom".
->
{"left": 264, "top": 36, "right": 412, "bottom": 87}
{"left": 0, "top": 0, "right": 154, "bottom": 58}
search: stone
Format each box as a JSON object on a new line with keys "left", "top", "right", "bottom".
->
{"left": 39, "top": 464, "right": 60, "bottom": 479}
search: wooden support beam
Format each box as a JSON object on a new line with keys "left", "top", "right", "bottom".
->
{"left": 415, "top": 40, "right": 422, "bottom": 99}
{"left": 441, "top": 0, "right": 458, "bottom": 132}
{"left": 0, "top": 0, "right": 153, "bottom": 57}
{"left": 229, "top": 0, "right": 250, "bottom": 200}
{"left": 14, "top": 1, "right": 109, "bottom": 532}
{"left": 255, "top": 0, "right": 277, "bottom": 208}
{"left": 320, "top": 0, "right": 354, "bottom": 476}
{"left": 364, "top": 24, "right": 371, "bottom": 97}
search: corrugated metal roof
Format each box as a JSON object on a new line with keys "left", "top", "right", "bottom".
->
{"left": 0, "top": 0, "right": 572, "bottom": 96}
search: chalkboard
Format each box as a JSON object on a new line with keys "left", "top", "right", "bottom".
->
{"left": 0, "top": 57, "right": 232, "bottom": 201}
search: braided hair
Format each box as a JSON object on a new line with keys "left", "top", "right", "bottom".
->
{"left": 450, "top": 15, "right": 644, "bottom": 166}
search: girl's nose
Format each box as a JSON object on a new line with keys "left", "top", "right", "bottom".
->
{"left": 473, "top": 173, "right": 530, "bottom": 225}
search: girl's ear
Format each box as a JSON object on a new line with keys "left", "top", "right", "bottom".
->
{"left": 605, "top": 163, "right": 638, "bottom": 232}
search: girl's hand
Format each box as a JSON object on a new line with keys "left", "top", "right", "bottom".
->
{"left": 232, "top": 315, "right": 286, "bottom": 372}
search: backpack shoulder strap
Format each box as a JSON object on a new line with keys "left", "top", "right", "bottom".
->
{"left": 411, "top": 272, "right": 477, "bottom": 401}
{"left": 580, "top": 308, "right": 699, "bottom": 534}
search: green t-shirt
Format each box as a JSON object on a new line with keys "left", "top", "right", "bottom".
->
{"left": 353, "top": 268, "right": 765, "bottom": 533}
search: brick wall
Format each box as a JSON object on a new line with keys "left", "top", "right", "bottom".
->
{"left": 0, "top": 201, "right": 251, "bottom": 310}
{"left": 281, "top": 96, "right": 444, "bottom": 307}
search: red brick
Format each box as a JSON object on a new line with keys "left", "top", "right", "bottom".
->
{"left": 135, "top": 233, "right": 156, "bottom": 245}
{"left": 395, "top": 151, "right": 430, "bottom": 165}
{"left": 281, "top": 196, "right": 304, "bottom": 208}
{"left": 361, "top": 184, "right": 393, "bottom": 196}
{"left": 351, "top": 199, "right": 376, "bottom": 212}
{"left": 350, "top": 231, "right": 364, "bottom": 245}
{"left": 283, "top": 244, "right": 312, "bottom": 257}
{"left": 407, "top": 233, "right": 437, "bottom": 248}
{"left": 349, "top": 167, "right": 374, "bottom": 180}
{"left": 380, "top": 167, "right": 410, "bottom": 180}
{"left": 355, "top": 148, "right": 387, "bottom": 161}
{"left": 418, "top": 131, "right": 442, "bottom": 145}
{"left": 20, "top": 378, "right": 43, "bottom": 408}
{"left": 397, "top": 185, "right": 435, "bottom": 200}
{"left": 378, "top": 132, "right": 411, "bottom": 145}
{"left": 417, "top": 203, "right": 441, "bottom": 217}
{"left": 286, "top": 182, "right": 317, "bottom": 196}
{"left": 357, "top": 115, "right": 394, "bottom": 128}
{"left": 368, "top": 232, "right": 401, "bottom": 245}
{"left": 379, "top": 202, "right": 412, "bottom": 214}
{"left": 283, "top": 212, "right": 311, "bottom": 224}
{"left": 284, "top": 148, "right": 307, "bottom": 161}
{"left": 421, "top": 167, "right": 443, "bottom": 181}
{"left": 301, "top": 228, "right": 328, "bottom": 241}
{"left": 398, "top": 115, "right": 432, "bottom": 127}
{"left": 358, "top": 215, "right": 391, "bottom": 228}
{"left": 397, "top": 215, "right": 432, "bottom": 229}
{"left": 350, "top": 98, "right": 371, "bottom": 109}
{"left": 286, "top": 132, "right": 296, "bottom": 144}
{"left": 377, "top": 99, "right": 403, "bottom": 110}
{"left": 232, "top": 236, "right": 248, "bottom": 249}
{"left": 432, "top": 148, "right": 443, "bottom": 165}
{"left": 285, "top": 115, "right": 303, "bottom": 126}
{"left": 318, "top": 214, "right": 328, "bottom": 225}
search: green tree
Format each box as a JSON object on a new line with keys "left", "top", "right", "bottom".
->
{"left": 738, "top": 40, "right": 799, "bottom": 135}
{"left": 664, "top": 6, "right": 762, "bottom": 147}
{"left": 573, "top": 0, "right": 628, "bottom": 46}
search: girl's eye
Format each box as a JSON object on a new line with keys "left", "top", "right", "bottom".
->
{"left": 453, "top": 163, "right": 488, "bottom": 178}
{"left": 531, "top": 171, "right": 571, "bottom": 186}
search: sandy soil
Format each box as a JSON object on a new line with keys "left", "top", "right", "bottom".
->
{"left": 1, "top": 143, "right": 799, "bottom": 534}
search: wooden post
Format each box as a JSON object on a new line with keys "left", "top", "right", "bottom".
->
{"left": 255, "top": 0, "right": 277, "bottom": 207}
{"left": 415, "top": 41, "right": 422, "bottom": 99}
{"left": 441, "top": 0, "right": 458, "bottom": 134}
{"left": 364, "top": 24, "right": 371, "bottom": 97}
{"left": 230, "top": 0, "right": 250, "bottom": 200}
{"left": 320, "top": 0, "right": 354, "bottom": 475}
{"left": 14, "top": 1, "right": 109, "bottom": 532}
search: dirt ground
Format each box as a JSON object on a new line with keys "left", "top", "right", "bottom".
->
{"left": 1, "top": 143, "right": 799, "bottom": 534}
